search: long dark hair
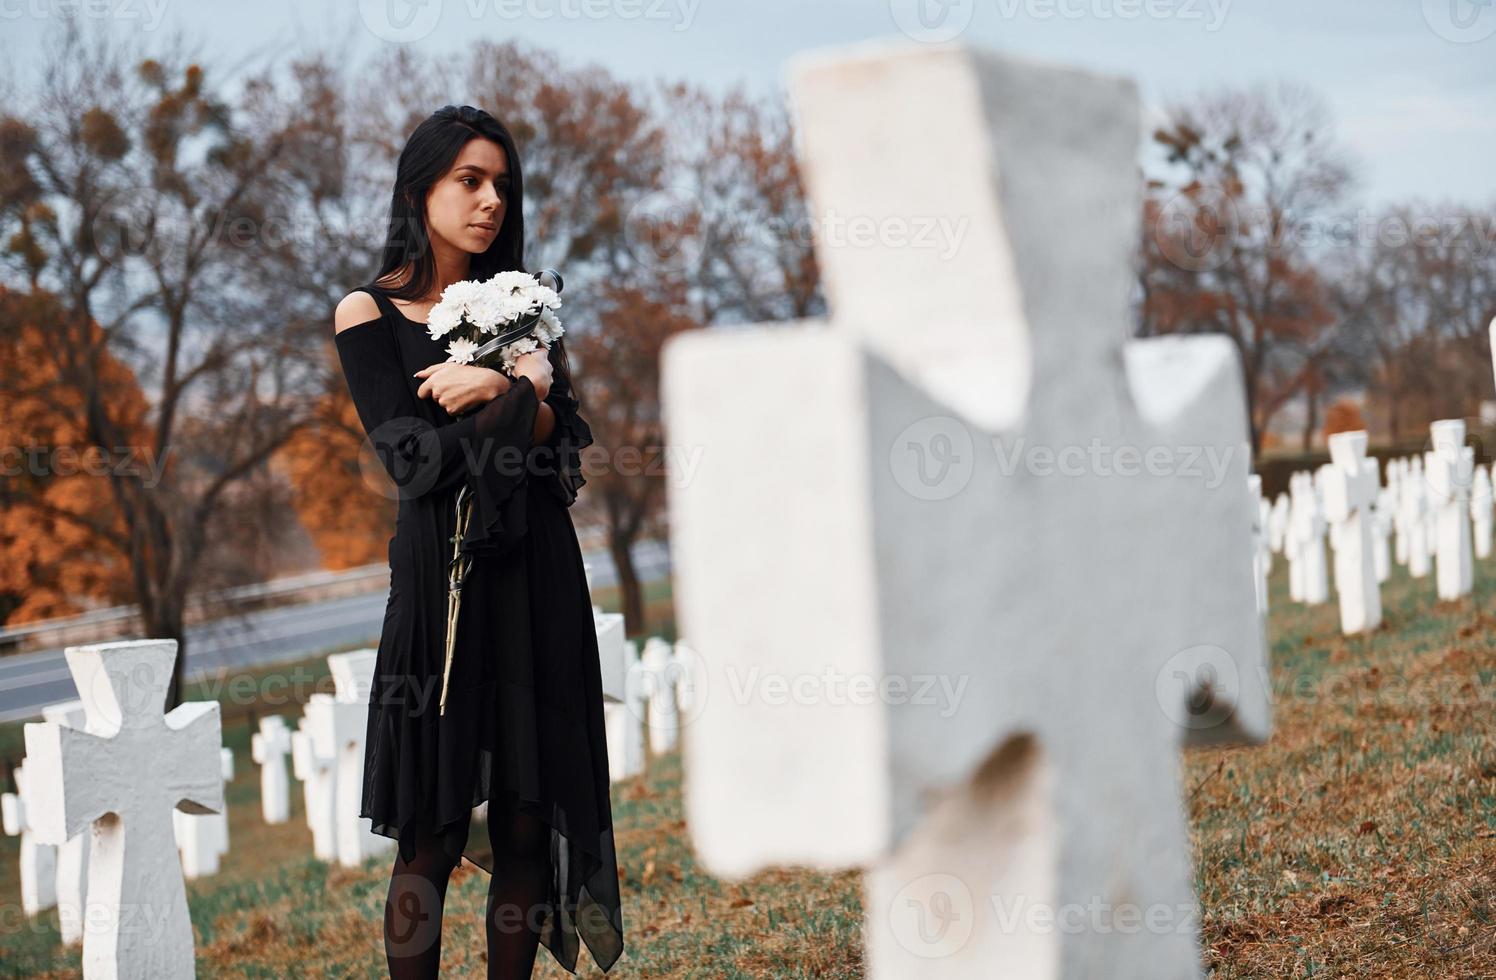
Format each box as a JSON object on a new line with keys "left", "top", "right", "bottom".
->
{"left": 369, "top": 104, "right": 578, "bottom": 404}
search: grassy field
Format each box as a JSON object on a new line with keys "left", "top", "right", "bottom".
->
{"left": 0, "top": 560, "right": 1491, "bottom": 977}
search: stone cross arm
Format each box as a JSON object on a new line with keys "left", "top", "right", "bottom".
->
{"left": 22, "top": 644, "right": 224, "bottom": 845}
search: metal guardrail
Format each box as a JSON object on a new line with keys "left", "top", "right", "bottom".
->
{"left": 0, "top": 563, "right": 391, "bottom": 653}
{"left": 1, "top": 523, "right": 630, "bottom": 654}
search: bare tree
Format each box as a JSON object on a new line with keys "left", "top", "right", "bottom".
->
{"left": 0, "top": 24, "right": 330, "bottom": 706}
{"left": 1140, "top": 80, "right": 1353, "bottom": 454}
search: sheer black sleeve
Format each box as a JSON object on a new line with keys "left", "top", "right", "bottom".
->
{"left": 334, "top": 315, "right": 540, "bottom": 555}
{"left": 537, "top": 343, "right": 594, "bottom": 508}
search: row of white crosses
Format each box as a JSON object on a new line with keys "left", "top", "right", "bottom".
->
{"left": 274, "top": 647, "right": 396, "bottom": 868}
{"left": 584, "top": 556, "right": 695, "bottom": 783}
{"left": 1, "top": 606, "right": 645, "bottom": 976}
{"left": 3, "top": 699, "right": 92, "bottom": 945}
{"left": 2, "top": 642, "right": 404, "bottom": 980}
{"left": 1264, "top": 418, "right": 1487, "bottom": 637}
{"left": 663, "top": 40, "right": 1271, "bottom": 979}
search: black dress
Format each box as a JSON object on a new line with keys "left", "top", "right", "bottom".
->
{"left": 333, "top": 284, "right": 624, "bottom": 975}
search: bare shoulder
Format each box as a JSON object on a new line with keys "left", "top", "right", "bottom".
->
{"left": 334, "top": 290, "right": 381, "bottom": 335}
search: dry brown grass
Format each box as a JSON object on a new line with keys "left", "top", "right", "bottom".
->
{"left": 0, "top": 559, "right": 1490, "bottom": 977}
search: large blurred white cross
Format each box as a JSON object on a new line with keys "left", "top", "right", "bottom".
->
{"left": 662, "top": 40, "right": 1271, "bottom": 980}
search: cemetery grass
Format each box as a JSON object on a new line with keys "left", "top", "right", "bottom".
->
{"left": 0, "top": 565, "right": 1489, "bottom": 976}
{"left": 1190, "top": 554, "right": 1495, "bottom": 978}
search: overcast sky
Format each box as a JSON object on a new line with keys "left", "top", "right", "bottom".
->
{"left": 3, "top": 0, "right": 1493, "bottom": 208}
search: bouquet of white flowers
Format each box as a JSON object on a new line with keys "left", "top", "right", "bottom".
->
{"left": 426, "top": 268, "right": 565, "bottom": 375}
{"left": 436, "top": 267, "right": 565, "bottom": 716}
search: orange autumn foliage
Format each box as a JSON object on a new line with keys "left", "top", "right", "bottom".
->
{"left": 0, "top": 289, "right": 143, "bottom": 623}
{"left": 273, "top": 341, "right": 393, "bottom": 570}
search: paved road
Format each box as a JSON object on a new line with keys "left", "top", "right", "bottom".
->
{"left": 0, "top": 538, "right": 670, "bottom": 724}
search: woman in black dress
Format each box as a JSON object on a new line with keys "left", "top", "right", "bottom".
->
{"left": 331, "top": 105, "right": 624, "bottom": 978}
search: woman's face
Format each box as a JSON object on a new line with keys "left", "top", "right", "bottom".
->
{"left": 423, "top": 137, "right": 510, "bottom": 255}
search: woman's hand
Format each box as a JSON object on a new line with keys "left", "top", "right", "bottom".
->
{"left": 513, "top": 347, "right": 553, "bottom": 401}
{"left": 413, "top": 362, "right": 510, "bottom": 415}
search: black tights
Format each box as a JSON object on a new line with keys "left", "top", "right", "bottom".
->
{"left": 384, "top": 798, "right": 552, "bottom": 979}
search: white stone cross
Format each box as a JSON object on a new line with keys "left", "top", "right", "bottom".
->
{"left": 1389, "top": 458, "right": 1410, "bottom": 566}
{"left": 1426, "top": 419, "right": 1474, "bottom": 600}
{"left": 251, "top": 715, "right": 293, "bottom": 825}
{"left": 305, "top": 649, "right": 393, "bottom": 867}
{"left": 22, "top": 640, "right": 223, "bottom": 980}
{"left": 1268, "top": 491, "right": 1290, "bottom": 555}
{"left": 290, "top": 716, "right": 338, "bottom": 861}
{"left": 1289, "top": 470, "right": 1330, "bottom": 604}
{"left": 38, "top": 698, "right": 92, "bottom": 945}
{"left": 595, "top": 610, "right": 628, "bottom": 703}
{"left": 1403, "top": 457, "right": 1433, "bottom": 578}
{"left": 1248, "top": 475, "right": 1271, "bottom": 615}
{"left": 173, "top": 747, "right": 234, "bottom": 879}
{"left": 640, "top": 637, "right": 681, "bottom": 756}
{"left": 1371, "top": 468, "right": 1393, "bottom": 585}
{"left": 1292, "top": 472, "right": 1328, "bottom": 604}
{"left": 1, "top": 761, "right": 57, "bottom": 916}
{"left": 1322, "top": 431, "right": 1382, "bottom": 635}
{"left": 661, "top": 40, "right": 1270, "bottom": 979}
{"left": 1472, "top": 463, "right": 1493, "bottom": 561}
{"left": 605, "top": 640, "right": 648, "bottom": 783}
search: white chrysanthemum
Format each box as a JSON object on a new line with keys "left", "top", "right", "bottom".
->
{"left": 537, "top": 308, "right": 563, "bottom": 342}
{"left": 440, "top": 279, "right": 483, "bottom": 308}
{"left": 498, "top": 336, "right": 543, "bottom": 373}
{"left": 466, "top": 293, "right": 506, "bottom": 334}
{"left": 426, "top": 303, "right": 463, "bottom": 340}
{"left": 488, "top": 270, "right": 536, "bottom": 292}
{"left": 526, "top": 285, "right": 561, "bottom": 310}
{"left": 445, "top": 337, "right": 480, "bottom": 364}
{"left": 495, "top": 291, "right": 533, "bottom": 322}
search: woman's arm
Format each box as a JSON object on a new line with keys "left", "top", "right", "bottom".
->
{"left": 332, "top": 291, "right": 540, "bottom": 503}
{"left": 533, "top": 401, "right": 557, "bottom": 444}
